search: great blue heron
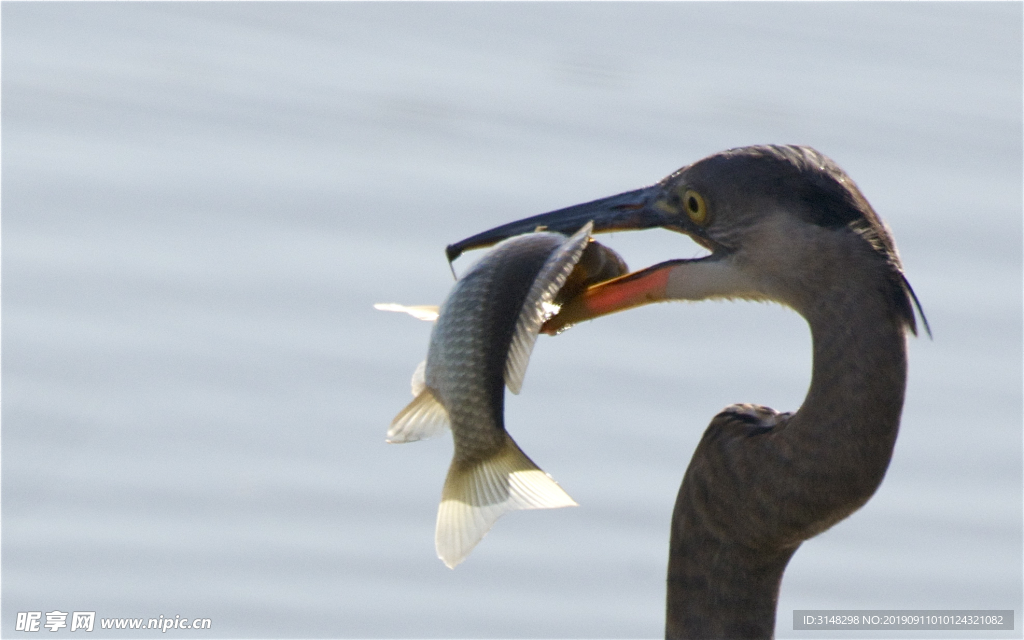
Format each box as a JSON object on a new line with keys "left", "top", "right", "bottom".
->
{"left": 446, "top": 145, "right": 928, "bottom": 640}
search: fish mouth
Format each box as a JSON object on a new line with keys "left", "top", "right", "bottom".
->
{"left": 446, "top": 183, "right": 730, "bottom": 332}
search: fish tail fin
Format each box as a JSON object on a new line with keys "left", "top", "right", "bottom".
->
{"left": 388, "top": 387, "right": 450, "bottom": 443}
{"left": 435, "top": 433, "right": 577, "bottom": 568}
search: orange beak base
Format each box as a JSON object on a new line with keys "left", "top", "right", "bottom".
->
{"left": 542, "top": 262, "right": 674, "bottom": 334}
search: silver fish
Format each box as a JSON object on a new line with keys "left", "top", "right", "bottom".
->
{"left": 387, "top": 222, "right": 616, "bottom": 568}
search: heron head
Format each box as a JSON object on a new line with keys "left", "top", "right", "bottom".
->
{"left": 447, "top": 145, "right": 927, "bottom": 336}
{"left": 447, "top": 146, "right": 858, "bottom": 266}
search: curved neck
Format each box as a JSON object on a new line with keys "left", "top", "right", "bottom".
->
{"left": 790, "top": 280, "right": 909, "bottom": 516}
{"left": 666, "top": 279, "right": 909, "bottom": 640}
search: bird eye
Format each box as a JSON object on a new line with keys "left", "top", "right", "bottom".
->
{"left": 683, "top": 190, "right": 708, "bottom": 225}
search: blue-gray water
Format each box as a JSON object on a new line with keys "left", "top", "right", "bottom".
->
{"left": 2, "top": 3, "right": 1021, "bottom": 638}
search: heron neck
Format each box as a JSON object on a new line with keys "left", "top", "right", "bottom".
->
{"left": 794, "top": 281, "right": 909, "bottom": 511}
{"left": 666, "top": 278, "right": 909, "bottom": 640}
{"left": 666, "top": 519, "right": 797, "bottom": 639}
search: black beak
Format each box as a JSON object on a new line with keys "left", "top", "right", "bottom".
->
{"left": 446, "top": 184, "right": 671, "bottom": 263}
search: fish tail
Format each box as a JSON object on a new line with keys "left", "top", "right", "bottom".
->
{"left": 435, "top": 434, "right": 577, "bottom": 568}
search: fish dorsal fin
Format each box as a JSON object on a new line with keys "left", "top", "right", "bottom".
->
{"left": 435, "top": 433, "right": 577, "bottom": 568}
{"left": 504, "top": 222, "right": 593, "bottom": 394}
{"left": 374, "top": 303, "right": 440, "bottom": 322}
{"left": 387, "top": 387, "right": 451, "bottom": 443}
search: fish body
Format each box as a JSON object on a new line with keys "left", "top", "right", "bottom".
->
{"left": 388, "top": 223, "right": 615, "bottom": 568}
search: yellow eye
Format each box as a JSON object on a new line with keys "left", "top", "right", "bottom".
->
{"left": 682, "top": 189, "right": 708, "bottom": 225}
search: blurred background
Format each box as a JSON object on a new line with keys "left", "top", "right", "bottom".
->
{"left": 2, "top": 3, "right": 1020, "bottom": 638}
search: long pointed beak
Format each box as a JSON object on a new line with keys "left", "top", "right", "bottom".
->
{"left": 446, "top": 185, "right": 669, "bottom": 263}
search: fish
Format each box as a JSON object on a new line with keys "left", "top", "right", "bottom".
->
{"left": 383, "top": 221, "right": 629, "bottom": 568}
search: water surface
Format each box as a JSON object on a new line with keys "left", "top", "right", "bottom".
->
{"left": 3, "top": 3, "right": 1021, "bottom": 638}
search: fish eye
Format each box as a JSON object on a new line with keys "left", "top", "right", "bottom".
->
{"left": 683, "top": 189, "right": 708, "bottom": 225}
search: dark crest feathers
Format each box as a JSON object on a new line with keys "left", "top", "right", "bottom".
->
{"left": 693, "top": 145, "right": 929, "bottom": 337}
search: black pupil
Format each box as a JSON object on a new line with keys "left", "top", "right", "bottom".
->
{"left": 687, "top": 196, "right": 699, "bottom": 213}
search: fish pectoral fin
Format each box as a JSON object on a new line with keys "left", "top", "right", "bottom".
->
{"left": 435, "top": 434, "right": 577, "bottom": 569}
{"left": 374, "top": 303, "right": 440, "bottom": 322}
{"left": 504, "top": 222, "right": 593, "bottom": 394}
{"left": 387, "top": 388, "right": 450, "bottom": 443}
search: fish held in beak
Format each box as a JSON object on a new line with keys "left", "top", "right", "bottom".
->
{"left": 447, "top": 182, "right": 712, "bottom": 335}
{"left": 387, "top": 224, "right": 616, "bottom": 568}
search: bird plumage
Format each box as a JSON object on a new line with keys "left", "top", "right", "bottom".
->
{"left": 445, "top": 144, "right": 926, "bottom": 640}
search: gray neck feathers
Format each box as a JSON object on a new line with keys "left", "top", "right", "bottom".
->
{"left": 666, "top": 242, "right": 909, "bottom": 640}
